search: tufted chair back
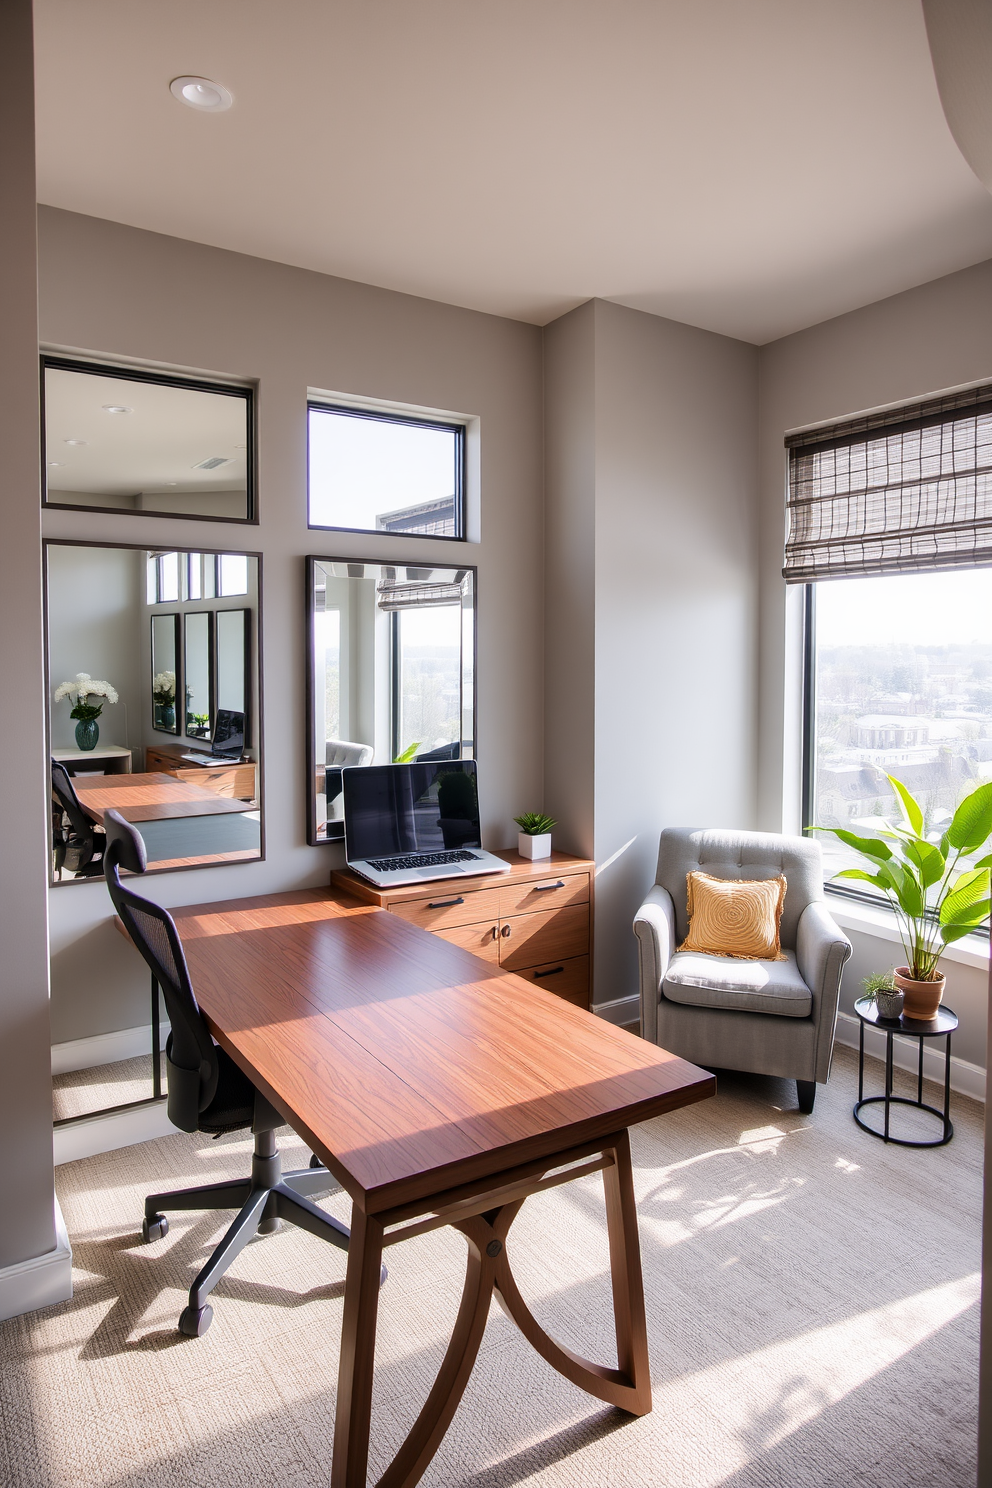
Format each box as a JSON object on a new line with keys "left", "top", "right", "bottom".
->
{"left": 656, "top": 828, "right": 824, "bottom": 950}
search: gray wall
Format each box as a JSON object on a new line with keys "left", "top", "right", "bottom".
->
{"left": 0, "top": 0, "right": 58, "bottom": 1270}
{"left": 40, "top": 206, "right": 544, "bottom": 1043}
{"left": 545, "top": 299, "right": 760, "bottom": 1007}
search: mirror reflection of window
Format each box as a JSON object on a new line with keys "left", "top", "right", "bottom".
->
{"left": 184, "top": 613, "right": 212, "bottom": 738}
{"left": 43, "top": 361, "right": 253, "bottom": 522}
{"left": 395, "top": 604, "right": 462, "bottom": 760}
{"left": 219, "top": 553, "right": 249, "bottom": 596}
{"left": 307, "top": 404, "right": 464, "bottom": 537}
{"left": 307, "top": 558, "right": 475, "bottom": 844}
{"left": 216, "top": 610, "right": 249, "bottom": 717}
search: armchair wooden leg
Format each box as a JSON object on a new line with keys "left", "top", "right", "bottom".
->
{"left": 797, "top": 1080, "right": 816, "bottom": 1114}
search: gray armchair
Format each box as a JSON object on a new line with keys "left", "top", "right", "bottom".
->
{"left": 634, "top": 828, "right": 851, "bottom": 1113}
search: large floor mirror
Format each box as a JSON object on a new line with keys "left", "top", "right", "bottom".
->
{"left": 47, "top": 541, "right": 262, "bottom": 884}
{"left": 307, "top": 558, "right": 476, "bottom": 842}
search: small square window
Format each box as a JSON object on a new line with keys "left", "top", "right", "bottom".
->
{"left": 308, "top": 405, "right": 464, "bottom": 538}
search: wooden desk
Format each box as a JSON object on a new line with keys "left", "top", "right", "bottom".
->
{"left": 74, "top": 772, "right": 250, "bottom": 823}
{"left": 171, "top": 886, "right": 715, "bottom": 1487}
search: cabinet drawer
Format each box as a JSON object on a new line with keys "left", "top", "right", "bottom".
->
{"left": 513, "top": 955, "right": 589, "bottom": 1008}
{"left": 434, "top": 920, "right": 500, "bottom": 963}
{"left": 499, "top": 872, "right": 588, "bottom": 918}
{"left": 498, "top": 903, "right": 589, "bottom": 972}
{"left": 390, "top": 887, "right": 501, "bottom": 932}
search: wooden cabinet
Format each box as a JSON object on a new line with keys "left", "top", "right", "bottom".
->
{"left": 332, "top": 851, "right": 594, "bottom": 1008}
{"left": 144, "top": 743, "right": 257, "bottom": 802}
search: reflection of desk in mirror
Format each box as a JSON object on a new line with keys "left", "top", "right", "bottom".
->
{"left": 52, "top": 744, "right": 132, "bottom": 776}
{"left": 74, "top": 773, "right": 261, "bottom": 871}
{"left": 144, "top": 742, "right": 257, "bottom": 803}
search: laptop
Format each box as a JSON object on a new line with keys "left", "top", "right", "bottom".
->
{"left": 181, "top": 709, "right": 246, "bottom": 766}
{"left": 343, "top": 760, "right": 512, "bottom": 888}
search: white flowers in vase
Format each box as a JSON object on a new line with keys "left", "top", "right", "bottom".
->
{"left": 53, "top": 672, "right": 119, "bottom": 722}
{"left": 152, "top": 671, "right": 177, "bottom": 704}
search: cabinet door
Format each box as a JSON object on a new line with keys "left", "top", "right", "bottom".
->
{"left": 390, "top": 887, "right": 501, "bottom": 933}
{"left": 512, "top": 956, "right": 589, "bottom": 1008}
{"left": 497, "top": 904, "right": 588, "bottom": 972}
{"left": 499, "top": 872, "right": 588, "bottom": 918}
{"left": 433, "top": 921, "right": 500, "bottom": 962}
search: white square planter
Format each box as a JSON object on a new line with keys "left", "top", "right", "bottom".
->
{"left": 518, "top": 832, "right": 552, "bottom": 860}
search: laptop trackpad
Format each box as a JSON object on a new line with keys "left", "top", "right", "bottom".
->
{"left": 415, "top": 865, "right": 459, "bottom": 877}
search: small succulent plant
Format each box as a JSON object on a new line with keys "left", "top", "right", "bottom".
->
{"left": 861, "top": 970, "right": 897, "bottom": 1002}
{"left": 514, "top": 812, "right": 556, "bottom": 836}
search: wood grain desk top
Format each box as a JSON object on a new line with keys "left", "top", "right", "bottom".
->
{"left": 170, "top": 886, "right": 714, "bottom": 1215}
{"left": 75, "top": 772, "right": 251, "bottom": 822}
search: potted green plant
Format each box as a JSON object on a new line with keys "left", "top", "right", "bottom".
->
{"left": 514, "top": 811, "right": 556, "bottom": 861}
{"left": 53, "top": 672, "right": 118, "bottom": 751}
{"left": 818, "top": 773, "right": 992, "bottom": 1019}
{"left": 860, "top": 970, "right": 903, "bottom": 1022}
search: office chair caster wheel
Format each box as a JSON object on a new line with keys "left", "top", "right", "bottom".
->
{"left": 179, "top": 1304, "right": 213, "bottom": 1337}
{"left": 309, "top": 1153, "right": 323, "bottom": 1169}
{"left": 141, "top": 1213, "right": 169, "bottom": 1243}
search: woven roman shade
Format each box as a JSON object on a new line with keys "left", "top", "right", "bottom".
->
{"left": 783, "top": 383, "right": 992, "bottom": 582}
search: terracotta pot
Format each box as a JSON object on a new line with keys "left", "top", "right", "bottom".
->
{"left": 893, "top": 966, "right": 945, "bottom": 1021}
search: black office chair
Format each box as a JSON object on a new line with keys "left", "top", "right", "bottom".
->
{"left": 51, "top": 759, "right": 105, "bottom": 879}
{"left": 102, "top": 809, "right": 365, "bottom": 1337}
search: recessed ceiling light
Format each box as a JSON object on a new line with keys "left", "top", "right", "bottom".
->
{"left": 102, "top": 404, "right": 133, "bottom": 414}
{"left": 166, "top": 482, "right": 177, "bottom": 487}
{"left": 64, "top": 438, "right": 87, "bottom": 446}
{"left": 48, "top": 461, "right": 65, "bottom": 467}
{"left": 170, "top": 76, "right": 233, "bottom": 112}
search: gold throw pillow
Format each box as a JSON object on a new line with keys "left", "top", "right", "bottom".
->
{"left": 678, "top": 871, "right": 787, "bottom": 961}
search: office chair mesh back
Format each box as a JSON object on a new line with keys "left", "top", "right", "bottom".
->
{"left": 51, "top": 758, "right": 103, "bottom": 873}
{"left": 103, "top": 811, "right": 221, "bottom": 1129}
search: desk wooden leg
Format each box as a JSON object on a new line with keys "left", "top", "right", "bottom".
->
{"left": 331, "top": 1206, "right": 385, "bottom": 1488}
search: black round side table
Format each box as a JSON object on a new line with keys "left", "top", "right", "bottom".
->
{"left": 852, "top": 996, "right": 957, "bottom": 1148}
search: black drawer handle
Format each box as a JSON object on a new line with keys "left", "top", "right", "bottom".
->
{"left": 428, "top": 896, "right": 465, "bottom": 909}
{"left": 534, "top": 881, "right": 565, "bottom": 892}
{"left": 534, "top": 966, "right": 564, "bottom": 979}
{"left": 501, "top": 923, "right": 511, "bottom": 938}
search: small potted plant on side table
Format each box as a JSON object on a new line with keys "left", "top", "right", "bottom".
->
{"left": 515, "top": 812, "right": 556, "bottom": 861}
{"left": 861, "top": 971, "right": 903, "bottom": 1022}
{"left": 817, "top": 773, "right": 992, "bottom": 1020}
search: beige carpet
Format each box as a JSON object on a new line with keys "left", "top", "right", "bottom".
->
{"left": 1, "top": 1046, "right": 981, "bottom": 1487}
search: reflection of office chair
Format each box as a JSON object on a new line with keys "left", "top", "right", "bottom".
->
{"left": 51, "top": 759, "right": 105, "bottom": 879}
{"left": 325, "top": 738, "right": 374, "bottom": 803}
{"left": 415, "top": 742, "right": 461, "bottom": 762}
{"left": 102, "top": 810, "right": 373, "bottom": 1337}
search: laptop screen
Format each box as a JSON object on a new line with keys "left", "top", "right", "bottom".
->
{"left": 212, "top": 709, "right": 245, "bottom": 758}
{"left": 344, "top": 761, "right": 481, "bottom": 860}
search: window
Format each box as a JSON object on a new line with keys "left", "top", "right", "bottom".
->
{"left": 805, "top": 569, "right": 992, "bottom": 897}
{"left": 307, "top": 404, "right": 464, "bottom": 537}
{"left": 790, "top": 384, "right": 992, "bottom": 909}
{"left": 393, "top": 603, "right": 463, "bottom": 760}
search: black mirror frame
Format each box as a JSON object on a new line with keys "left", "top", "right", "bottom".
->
{"left": 41, "top": 355, "right": 257, "bottom": 525}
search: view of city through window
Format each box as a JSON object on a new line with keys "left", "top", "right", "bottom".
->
{"left": 308, "top": 406, "right": 462, "bottom": 536}
{"left": 810, "top": 567, "right": 992, "bottom": 901}
{"left": 395, "top": 605, "right": 462, "bottom": 758}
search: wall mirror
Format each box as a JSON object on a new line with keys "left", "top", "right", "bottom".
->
{"left": 47, "top": 541, "right": 262, "bottom": 884}
{"left": 43, "top": 358, "right": 254, "bottom": 522}
{"left": 307, "top": 558, "right": 476, "bottom": 843}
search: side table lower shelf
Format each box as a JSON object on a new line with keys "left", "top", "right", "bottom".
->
{"left": 852, "top": 996, "right": 956, "bottom": 1148}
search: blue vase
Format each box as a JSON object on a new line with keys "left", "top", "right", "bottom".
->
{"left": 75, "top": 717, "right": 99, "bottom": 752}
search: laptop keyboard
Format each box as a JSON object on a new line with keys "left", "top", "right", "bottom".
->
{"left": 366, "top": 850, "right": 480, "bottom": 872}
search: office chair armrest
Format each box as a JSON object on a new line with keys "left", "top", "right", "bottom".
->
{"left": 633, "top": 885, "right": 677, "bottom": 1045}
{"left": 796, "top": 900, "right": 852, "bottom": 1082}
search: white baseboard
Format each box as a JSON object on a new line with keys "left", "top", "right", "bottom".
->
{"left": 834, "top": 1011, "right": 985, "bottom": 1103}
{"left": 592, "top": 994, "right": 640, "bottom": 1026}
{"left": 54, "top": 1099, "right": 178, "bottom": 1165}
{"left": 52, "top": 1021, "right": 170, "bottom": 1076}
{"left": 0, "top": 1199, "right": 72, "bottom": 1322}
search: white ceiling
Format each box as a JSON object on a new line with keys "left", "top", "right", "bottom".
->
{"left": 33, "top": 0, "right": 992, "bottom": 345}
